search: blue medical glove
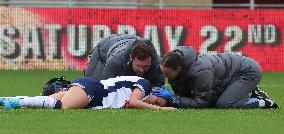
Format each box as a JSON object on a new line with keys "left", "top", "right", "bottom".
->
{"left": 152, "top": 86, "right": 175, "bottom": 100}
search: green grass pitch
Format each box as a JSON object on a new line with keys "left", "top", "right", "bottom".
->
{"left": 0, "top": 70, "right": 283, "bottom": 134}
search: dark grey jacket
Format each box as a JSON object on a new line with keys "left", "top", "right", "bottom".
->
{"left": 169, "top": 46, "right": 243, "bottom": 108}
{"left": 86, "top": 34, "right": 165, "bottom": 86}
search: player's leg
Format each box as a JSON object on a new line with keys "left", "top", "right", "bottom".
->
{"left": 60, "top": 77, "right": 104, "bottom": 109}
{"left": 4, "top": 96, "right": 62, "bottom": 110}
{"left": 50, "top": 91, "right": 66, "bottom": 100}
{"left": 3, "top": 90, "right": 65, "bottom": 109}
{"left": 3, "top": 88, "right": 76, "bottom": 109}
{"left": 4, "top": 77, "right": 102, "bottom": 110}
{"left": 60, "top": 86, "right": 89, "bottom": 109}
{"left": 0, "top": 96, "right": 28, "bottom": 106}
{"left": 216, "top": 57, "right": 262, "bottom": 108}
{"left": 216, "top": 79, "right": 259, "bottom": 108}
{"left": 3, "top": 91, "right": 65, "bottom": 109}
{"left": 5, "top": 86, "right": 88, "bottom": 110}
{"left": 3, "top": 87, "right": 88, "bottom": 110}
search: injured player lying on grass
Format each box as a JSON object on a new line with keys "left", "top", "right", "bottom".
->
{"left": 0, "top": 76, "right": 176, "bottom": 110}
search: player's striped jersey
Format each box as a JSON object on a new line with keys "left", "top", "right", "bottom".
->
{"left": 93, "top": 76, "right": 151, "bottom": 109}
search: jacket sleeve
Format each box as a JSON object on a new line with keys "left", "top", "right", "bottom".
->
{"left": 85, "top": 46, "right": 100, "bottom": 78}
{"left": 172, "top": 70, "right": 216, "bottom": 108}
{"left": 103, "top": 56, "right": 119, "bottom": 79}
{"left": 85, "top": 34, "right": 115, "bottom": 79}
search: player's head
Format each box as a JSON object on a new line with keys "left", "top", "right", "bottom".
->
{"left": 130, "top": 42, "right": 153, "bottom": 76}
{"left": 144, "top": 95, "right": 168, "bottom": 107}
{"left": 42, "top": 76, "right": 71, "bottom": 96}
{"left": 160, "top": 52, "right": 183, "bottom": 80}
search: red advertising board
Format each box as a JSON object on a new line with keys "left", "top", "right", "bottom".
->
{"left": 0, "top": 8, "right": 283, "bottom": 71}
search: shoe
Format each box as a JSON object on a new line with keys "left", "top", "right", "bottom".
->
{"left": 4, "top": 98, "right": 21, "bottom": 110}
{"left": 263, "top": 98, "right": 279, "bottom": 109}
{"left": 257, "top": 91, "right": 270, "bottom": 99}
{"left": 252, "top": 85, "right": 270, "bottom": 99}
{"left": 242, "top": 98, "right": 259, "bottom": 108}
{"left": 251, "top": 86, "right": 261, "bottom": 98}
{"left": 0, "top": 97, "right": 4, "bottom": 106}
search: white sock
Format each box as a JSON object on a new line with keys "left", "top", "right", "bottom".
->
{"left": 1, "top": 96, "right": 28, "bottom": 105}
{"left": 2, "top": 96, "right": 28, "bottom": 100}
{"left": 19, "top": 96, "right": 58, "bottom": 109}
{"left": 258, "top": 99, "right": 265, "bottom": 108}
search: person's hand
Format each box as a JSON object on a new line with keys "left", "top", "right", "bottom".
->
{"left": 152, "top": 86, "right": 175, "bottom": 100}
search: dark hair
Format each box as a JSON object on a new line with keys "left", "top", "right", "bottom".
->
{"left": 161, "top": 52, "right": 182, "bottom": 70}
{"left": 42, "top": 76, "right": 71, "bottom": 96}
{"left": 130, "top": 41, "right": 152, "bottom": 60}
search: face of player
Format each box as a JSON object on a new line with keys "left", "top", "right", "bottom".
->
{"left": 132, "top": 56, "right": 152, "bottom": 76}
{"left": 144, "top": 95, "right": 167, "bottom": 107}
{"left": 160, "top": 64, "right": 182, "bottom": 80}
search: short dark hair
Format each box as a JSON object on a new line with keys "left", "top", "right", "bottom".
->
{"left": 161, "top": 52, "right": 182, "bottom": 70}
{"left": 130, "top": 41, "right": 152, "bottom": 60}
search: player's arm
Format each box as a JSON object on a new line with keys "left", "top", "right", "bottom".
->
{"left": 128, "top": 88, "right": 176, "bottom": 110}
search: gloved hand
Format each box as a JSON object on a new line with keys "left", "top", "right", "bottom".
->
{"left": 152, "top": 86, "right": 175, "bottom": 100}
